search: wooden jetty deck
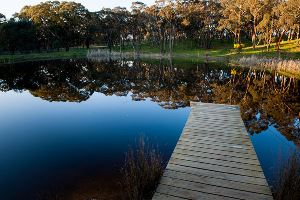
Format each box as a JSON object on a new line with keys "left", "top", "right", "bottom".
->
{"left": 152, "top": 102, "right": 273, "bottom": 200}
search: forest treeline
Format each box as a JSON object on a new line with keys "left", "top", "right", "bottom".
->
{"left": 0, "top": 0, "right": 299, "bottom": 55}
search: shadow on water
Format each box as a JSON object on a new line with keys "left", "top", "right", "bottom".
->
{"left": 0, "top": 59, "right": 299, "bottom": 199}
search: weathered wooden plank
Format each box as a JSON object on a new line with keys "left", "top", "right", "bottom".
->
{"left": 190, "top": 112, "right": 242, "bottom": 117}
{"left": 152, "top": 102, "right": 273, "bottom": 200}
{"left": 167, "top": 163, "right": 268, "bottom": 186}
{"left": 178, "top": 136, "right": 253, "bottom": 147}
{"left": 180, "top": 132, "right": 250, "bottom": 142}
{"left": 186, "top": 116, "right": 243, "bottom": 122}
{"left": 155, "top": 184, "right": 234, "bottom": 200}
{"left": 182, "top": 130, "right": 248, "bottom": 138}
{"left": 159, "top": 176, "right": 272, "bottom": 200}
{"left": 181, "top": 133, "right": 249, "bottom": 142}
{"left": 183, "top": 124, "right": 246, "bottom": 131}
{"left": 191, "top": 109, "right": 241, "bottom": 114}
{"left": 184, "top": 126, "right": 246, "bottom": 132}
{"left": 183, "top": 128, "right": 247, "bottom": 135}
{"left": 173, "top": 148, "right": 261, "bottom": 166}
{"left": 152, "top": 193, "right": 184, "bottom": 200}
{"left": 175, "top": 144, "right": 258, "bottom": 159}
{"left": 169, "top": 158, "right": 265, "bottom": 178}
{"left": 178, "top": 138, "right": 253, "bottom": 150}
{"left": 178, "top": 137, "right": 253, "bottom": 148}
{"left": 186, "top": 116, "right": 243, "bottom": 121}
{"left": 191, "top": 110, "right": 241, "bottom": 115}
{"left": 180, "top": 135, "right": 250, "bottom": 144}
{"left": 189, "top": 116, "right": 243, "bottom": 121}
{"left": 179, "top": 136, "right": 251, "bottom": 147}
{"left": 175, "top": 141, "right": 257, "bottom": 156}
{"left": 175, "top": 143, "right": 258, "bottom": 160}
{"left": 182, "top": 128, "right": 248, "bottom": 136}
{"left": 189, "top": 114, "right": 243, "bottom": 120}
{"left": 163, "top": 169, "right": 271, "bottom": 195}
{"left": 171, "top": 153, "right": 263, "bottom": 172}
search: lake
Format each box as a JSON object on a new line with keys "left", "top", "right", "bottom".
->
{"left": 0, "top": 59, "right": 299, "bottom": 200}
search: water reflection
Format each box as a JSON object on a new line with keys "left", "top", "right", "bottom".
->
{"left": 1, "top": 59, "right": 299, "bottom": 140}
{"left": 0, "top": 59, "right": 299, "bottom": 199}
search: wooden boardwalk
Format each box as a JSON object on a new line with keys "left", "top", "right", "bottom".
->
{"left": 152, "top": 102, "right": 273, "bottom": 200}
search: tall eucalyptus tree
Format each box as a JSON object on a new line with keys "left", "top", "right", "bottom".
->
{"left": 130, "top": 2, "right": 148, "bottom": 57}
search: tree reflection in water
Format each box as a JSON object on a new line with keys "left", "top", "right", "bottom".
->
{"left": 1, "top": 59, "right": 299, "bottom": 199}
{"left": 0, "top": 59, "right": 299, "bottom": 143}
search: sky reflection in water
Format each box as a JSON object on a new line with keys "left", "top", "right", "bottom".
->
{"left": 0, "top": 59, "right": 299, "bottom": 199}
{"left": 0, "top": 90, "right": 189, "bottom": 199}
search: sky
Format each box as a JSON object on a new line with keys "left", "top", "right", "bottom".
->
{"left": 0, "top": 0, "right": 156, "bottom": 18}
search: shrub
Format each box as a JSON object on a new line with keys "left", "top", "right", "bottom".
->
{"left": 120, "top": 138, "right": 164, "bottom": 200}
{"left": 274, "top": 151, "right": 300, "bottom": 200}
{"left": 234, "top": 43, "right": 245, "bottom": 49}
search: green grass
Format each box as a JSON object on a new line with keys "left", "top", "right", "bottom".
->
{"left": 229, "top": 40, "right": 300, "bottom": 59}
{"left": 0, "top": 48, "right": 88, "bottom": 64}
{"left": 118, "top": 39, "right": 300, "bottom": 59}
{"left": 0, "top": 39, "right": 299, "bottom": 64}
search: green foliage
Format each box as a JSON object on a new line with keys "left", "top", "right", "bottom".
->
{"left": 1, "top": 0, "right": 300, "bottom": 58}
{"left": 0, "top": 20, "right": 37, "bottom": 54}
{"left": 234, "top": 43, "right": 245, "bottom": 49}
{"left": 14, "top": 1, "right": 91, "bottom": 52}
{"left": 0, "top": 13, "right": 5, "bottom": 23}
{"left": 0, "top": 48, "right": 87, "bottom": 64}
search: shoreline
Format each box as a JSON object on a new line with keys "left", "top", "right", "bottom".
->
{"left": 1, "top": 48, "right": 299, "bottom": 78}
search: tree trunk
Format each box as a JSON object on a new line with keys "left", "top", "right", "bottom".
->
{"left": 288, "top": 31, "right": 291, "bottom": 41}
{"left": 276, "top": 30, "right": 286, "bottom": 51}
{"left": 297, "top": 25, "right": 300, "bottom": 43}
{"left": 163, "top": 31, "right": 166, "bottom": 53}
{"left": 267, "top": 30, "right": 272, "bottom": 51}
{"left": 159, "top": 28, "right": 163, "bottom": 55}
{"left": 119, "top": 36, "right": 122, "bottom": 53}
{"left": 169, "top": 28, "right": 172, "bottom": 58}
{"left": 238, "top": 11, "right": 242, "bottom": 44}
{"left": 108, "top": 34, "right": 113, "bottom": 53}
{"left": 252, "top": 17, "right": 257, "bottom": 49}
{"left": 233, "top": 31, "right": 237, "bottom": 44}
{"left": 85, "top": 39, "right": 90, "bottom": 49}
{"left": 137, "top": 36, "right": 141, "bottom": 58}
{"left": 266, "top": 22, "right": 273, "bottom": 51}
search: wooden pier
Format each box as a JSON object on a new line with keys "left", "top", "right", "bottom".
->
{"left": 152, "top": 102, "right": 273, "bottom": 200}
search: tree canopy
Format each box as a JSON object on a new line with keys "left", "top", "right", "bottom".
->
{"left": 0, "top": 0, "right": 299, "bottom": 54}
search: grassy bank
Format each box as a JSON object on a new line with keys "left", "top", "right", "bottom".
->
{"left": 0, "top": 48, "right": 88, "bottom": 64}
{"left": 115, "top": 39, "right": 300, "bottom": 59}
{"left": 1, "top": 39, "right": 299, "bottom": 64}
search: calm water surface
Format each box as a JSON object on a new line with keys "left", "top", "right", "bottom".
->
{"left": 0, "top": 59, "right": 299, "bottom": 199}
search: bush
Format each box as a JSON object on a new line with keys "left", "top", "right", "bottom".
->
{"left": 234, "top": 43, "right": 245, "bottom": 49}
{"left": 120, "top": 137, "right": 164, "bottom": 200}
{"left": 274, "top": 151, "right": 300, "bottom": 200}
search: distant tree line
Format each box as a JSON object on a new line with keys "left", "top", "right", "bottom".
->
{"left": 0, "top": 0, "right": 299, "bottom": 55}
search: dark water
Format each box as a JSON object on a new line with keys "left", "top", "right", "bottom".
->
{"left": 0, "top": 59, "right": 299, "bottom": 199}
